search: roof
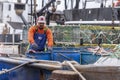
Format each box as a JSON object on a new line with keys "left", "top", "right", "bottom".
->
{"left": 7, "top": 21, "right": 23, "bottom": 30}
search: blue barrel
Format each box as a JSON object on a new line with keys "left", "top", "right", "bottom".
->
{"left": 52, "top": 50, "right": 81, "bottom": 63}
{"left": 80, "top": 51, "right": 101, "bottom": 64}
{"left": 26, "top": 52, "right": 52, "bottom": 60}
{"left": 0, "top": 61, "right": 51, "bottom": 80}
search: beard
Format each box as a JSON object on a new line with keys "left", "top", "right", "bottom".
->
{"left": 38, "top": 25, "right": 44, "bottom": 29}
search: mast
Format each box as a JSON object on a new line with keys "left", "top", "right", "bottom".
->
{"left": 34, "top": 0, "right": 37, "bottom": 24}
{"left": 30, "top": 0, "right": 33, "bottom": 24}
{"left": 112, "top": 0, "right": 115, "bottom": 29}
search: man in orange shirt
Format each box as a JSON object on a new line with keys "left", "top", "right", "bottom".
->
{"left": 28, "top": 16, "right": 53, "bottom": 52}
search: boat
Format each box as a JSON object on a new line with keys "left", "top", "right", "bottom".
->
{"left": 63, "top": 0, "right": 120, "bottom": 26}
{"left": 0, "top": 56, "right": 62, "bottom": 80}
{"left": 72, "top": 56, "right": 120, "bottom": 80}
{"left": 0, "top": 0, "right": 120, "bottom": 80}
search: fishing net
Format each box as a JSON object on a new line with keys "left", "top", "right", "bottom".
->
{"left": 109, "top": 44, "right": 120, "bottom": 58}
{"left": 50, "top": 25, "right": 120, "bottom": 48}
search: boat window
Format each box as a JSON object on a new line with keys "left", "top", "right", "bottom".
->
{"left": 14, "top": 4, "right": 25, "bottom": 10}
{"left": 8, "top": 4, "right": 11, "bottom": 11}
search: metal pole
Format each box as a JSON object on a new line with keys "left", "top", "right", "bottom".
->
{"left": 112, "top": 0, "right": 115, "bottom": 29}
{"left": 12, "top": 29, "right": 15, "bottom": 45}
{"left": 65, "top": 0, "right": 67, "bottom": 9}
{"left": 34, "top": 0, "right": 37, "bottom": 25}
{"left": 26, "top": 0, "right": 28, "bottom": 3}
{"left": 71, "top": 0, "right": 73, "bottom": 9}
{"left": 83, "top": 0, "right": 87, "bottom": 9}
{"left": 19, "top": 14, "right": 28, "bottom": 27}
{"left": 42, "top": 0, "right": 44, "bottom": 7}
{"left": 74, "top": 0, "right": 80, "bottom": 9}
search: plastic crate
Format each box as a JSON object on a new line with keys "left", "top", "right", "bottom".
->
{"left": 80, "top": 51, "right": 101, "bottom": 64}
{"left": 52, "top": 50, "right": 81, "bottom": 63}
{"left": 53, "top": 47, "right": 80, "bottom": 51}
{"left": 26, "top": 52, "right": 52, "bottom": 60}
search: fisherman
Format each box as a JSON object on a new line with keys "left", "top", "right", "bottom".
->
{"left": 28, "top": 16, "right": 53, "bottom": 53}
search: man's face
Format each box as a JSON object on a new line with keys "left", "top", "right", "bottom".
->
{"left": 37, "top": 23, "right": 44, "bottom": 29}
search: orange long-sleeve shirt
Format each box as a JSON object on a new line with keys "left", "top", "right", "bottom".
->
{"left": 28, "top": 25, "right": 53, "bottom": 47}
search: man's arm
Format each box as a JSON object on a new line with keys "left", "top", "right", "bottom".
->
{"left": 46, "top": 28, "right": 53, "bottom": 47}
{"left": 28, "top": 26, "right": 35, "bottom": 44}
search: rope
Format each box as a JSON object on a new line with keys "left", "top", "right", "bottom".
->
{"left": 65, "top": 61, "right": 86, "bottom": 80}
{"left": 0, "top": 60, "right": 40, "bottom": 75}
{"left": 57, "top": 53, "right": 73, "bottom": 60}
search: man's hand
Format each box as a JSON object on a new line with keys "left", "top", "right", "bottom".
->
{"left": 28, "top": 49, "right": 36, "bottom": 53}
{"left": 31, "top": 43, "right": 38, "bottom": 49}
{"left": 47, "top": 47, "right": 53, "bottom": 52}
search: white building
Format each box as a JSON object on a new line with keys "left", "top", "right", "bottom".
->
{"left": 0, "top": 1, "right": 29, "bottom": 23}
{"left": 0, "top": 1, "right": 30, "bottom": 42}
